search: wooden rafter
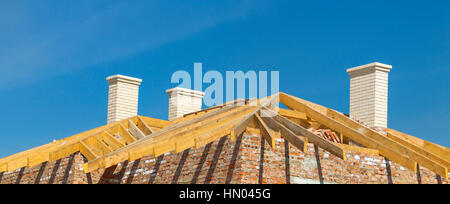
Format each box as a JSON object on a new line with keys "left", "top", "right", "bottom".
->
{"left": 153, "top": 106, "right": 256, "bottom": 156}
{"left": 263, "top": 108, "right": 346, "bottom": 160}
{"left": 91, "top": 136, "right": 113, "bottom": 155}
{"left": 139, "top": 116, "right": 172, "bottom": 129}
{"left": 386, "top": 128, "right": 450, "bottom": 158}
{"left": 0, "top": 115, "right": 166, "bottom": 173}
{"left": 231, "top": 96, "right": 278, "bottom": 140}
{"left": 261, "top": 112, "right": 308, "bottom": 153}
{"left": 84, "top": 103, "right": 257, "bottom": 173}
{"left": 49, "top": 143, "right": 80, "bottom": 163}
{"left": 1, "top": 92, "right": 448, "bottom": 182}
{"left": 254, "top": 113, "right": 276, "bottom": 148}
{"left": 194, "top": 113, "right": 251, "bottom": 148}
{"left": 335, "top": 143, "right": 379, "bottom": 156}
{"left": 137, "top": 116, "right": 154, "bottom": 135}
{"left": 278, "top": 108, "right": 307, "bottom": 120}
{"left": 245, "top": 127, "right": 281, "bottom": 139}
{"left": 385, "top": 129, "right": 449, "bottom": 169}
{"left": 168, "top": 99, "right": 244, "bottom": 125}
{"left": 79, "top": 141, "right": 99, "bottom": 161}
{"left": 128, "top": 119, "right": 146, "bottom": 140}
{"left": 280, "top": 92, "right": 448, "bottom": 178}
{"left": 100, "top": 131, "right": 126, "bottom": 150}
{"left": 174, "top": 106, "right": 256, "bottom": 153}
{"left": 84, "top": 95, "right": 279, "bottom": 173}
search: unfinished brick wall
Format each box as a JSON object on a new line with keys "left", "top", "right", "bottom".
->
{"left": 1, "top": 132, "right": 447, "bottom": 184}
{"left": 240, "top": 134, "right": 447, "bottom": 184}
{"left": 0, "top": 153, "right": 81, "bottom": 184}
{"left": 82, "top": 135, "right": 244, "bottom": 184}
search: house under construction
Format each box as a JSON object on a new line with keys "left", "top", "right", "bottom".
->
{"left": 0, "top": 62, "right": 448, "bottom": 184}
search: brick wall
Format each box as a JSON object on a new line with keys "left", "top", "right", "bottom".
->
{"left": 1, "top": 132, "right": 447, "bottom": 184}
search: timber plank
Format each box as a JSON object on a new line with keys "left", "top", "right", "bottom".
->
{"left": 280, "top": 92, "right": 449, "bottom": 178}
{"left": 254, "top": 113, "right": 276, "bottom": 148}
{"left": 79, "top": 141, "right": 99, "bottom": 161}
{"left": 261, "top": 114, "right": 308, "bottom": 153}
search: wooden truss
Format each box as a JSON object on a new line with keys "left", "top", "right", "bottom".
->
{"left": 0, "top": 93, "right": 448, "bottom": 179}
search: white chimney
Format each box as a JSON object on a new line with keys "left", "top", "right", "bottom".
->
{"left": 166, "top": 87, "right": 205, "bottom": 121}
{"left": 347, "top": 62, "right": 392, "bottom": 129}
{"left": 106, "top": 74, "right": 142, "bottom": 124}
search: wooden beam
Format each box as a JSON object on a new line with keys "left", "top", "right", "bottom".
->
{"left": 0, "top": 163, "right": 6, "bottom": 173}
{"left": 0, "top": 115, "right": 140, "bottom": 173}
{"left": 85, "top": 105, "right": 250, "bottom": 173}
{"left": 171, "top": 106, "right": 256, "bottom": 153}
{"left": 385, "top": 130, "right": 450, "bottom": 169}
{"left": 194, "top": 115, "right": 249, "bottom": 148}
{"left": 231, "top": 113, "right": 254, "bottom": 141}
{"left": 139, "top": 105, "right": 237, "bottom": 146}
{"left": 92, "top": 136, "right": 113, "bottom": 155}
{"left": 145, "top": 104, "right": 255, "bottom": 154}
{"left": 335, "top": 143, "right": 379, "bottom": 156}
{"left": 172, "top": 99, "right": 246, "bottom": 124}
{"left": 118, "top": 124, "right": 137, "bottom": 144}
{"left": 307, "top": 121, "right": 322, "bottom": 130}
{"left": 261, "top": 113, "right": 308, "bottom": 153}
{"left": 46, "top": 125, "right": 124, "bottom": 165}
{"left": 99, "top": 131, "right": 126, "bottom": 150}
{"left": 280, "top": 92, "right": 449, "bottom": 178}
{"left": 28, "top": 152, "right": 50, "bottom": 168}
{"left": 254, "top": 113, "right": 276, "bottom": 148}
{"left": 280, "top": 93, "right": 418, "bottom": 169}
{"left": 134, "top": 105, "right": 250, "bottom": 157}
{"left": 302, "top": 95, "right": 450, "bottom": 176}
{"left": 266, "top": 109, "right": 346, "bottom": 160}
{"left": 231, "top": 95, "right": 278, "bottom": 140}
{"left": 6, "top": 157, "right": 27, "bottom": 172}
{"left": 85, "top": 95, "right": 278, "bottom": 173}
{"left": 86, "top": 105, "right": 241, "bottom": 172}
{"left": 386, "top": 128, "right": 450, "bottom": 161}
{"left": 0, "top": 121, "right": 114, "bottom": 172}
{"left": 103, "top": 150, "right": 131, "bottom": 170}
{"left": 164, "top": 105, "right": 252, "bottom": 143}
{"left": 157, "top": 105, "right": 256, "bottom": 154}
{"left": 79, "top": 141, "right": 99, "bottom": 161}
{"left": 49, "top": 143, "right": 80, "bottom": 162}
{"left": 82, "top": 137, "right": 104, "bottom": 157}
{"left": 139, "top": 116, "right": 171, "bottom": 128}
{"left": 0, "top": 115, "right": 153, "bottom": 173}
{"left": 278, "top": 108, "right": 307, "bottom": 120}
{"left": 156, "top": 105, "right": 256, "bottom": 157}
{"left": 128, "top": 120, "right": 146, "bottom": 140}
{"left": 129, "top": 145, "right": 154, "bottom": 161}
{"left": 245, "top": 127, "right": 281, "bottom": 138}
{"left": 171, "top": 106, "right": 221, "bottom": 123}
{"left": 137, "top": 116, "right": 154, "bottom": 135}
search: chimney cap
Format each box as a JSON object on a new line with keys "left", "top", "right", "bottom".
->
{"left": 106, "top": 74, "right": 142, "bottom": 85}
{"left": 346, "top": 62, "right": 392, "bottom": 74}
{"left": 166, "top": 87, "right": 205, "bottom": 97}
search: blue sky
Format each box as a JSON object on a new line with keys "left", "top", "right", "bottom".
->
{"left": 0, "top": 0, "right": 449, "bottom": 157}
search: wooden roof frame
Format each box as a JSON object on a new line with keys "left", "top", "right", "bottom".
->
{"left": 0, "top": 92, "right": 448, "bottom": 180}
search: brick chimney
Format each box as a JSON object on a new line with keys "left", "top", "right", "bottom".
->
{"left": 347, "top": 62, "right": 392, "bottom": 129}
{"left": 166, "top": 87, "right": 205, "bottom": 121}
{"left": 106, "top": 74, "right": 142, "bottom": 124}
